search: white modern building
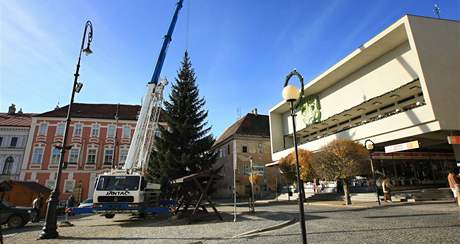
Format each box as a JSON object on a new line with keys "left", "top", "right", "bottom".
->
{"left": 270, "top": 15, "right": 460, "bottom": 186}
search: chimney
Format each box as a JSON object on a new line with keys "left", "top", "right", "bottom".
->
{"left": 8, "top": 104, "right": 16, "bottom": 114}
{"left": 251, "top": 108, "right": 258, "bottom": 115}
{"left": 18, "top": 108, "right": 23, "bottom": 114}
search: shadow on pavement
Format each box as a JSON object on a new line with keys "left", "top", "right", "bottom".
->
{"left": 364, "top": 213, "right": 450, "bottom": 219}
{"left": 86, "top": 212, "right": 253, "bottom": 228}
{"left": 254, "top": 224, "right": 460, "bottom": 238}
{"left": 307, "top": 200, "right": 456, "bottom": 214}
{"left": 58, "top": 236, "right": 229, "bottom": 241}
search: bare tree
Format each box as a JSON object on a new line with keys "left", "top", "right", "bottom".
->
{"left": 312, "top": 139, "right": 370, "bottom": 205}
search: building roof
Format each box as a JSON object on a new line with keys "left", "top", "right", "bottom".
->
{"left": 0, "top": 180, "right": 51, "bottom": 193}
{"left": 0, "top": 113, "right": 34, "bottom": 127}
{"left": 16, "top": 181, "right": 52, "bottom": 193}
{"left": 214, "top": 113, "right": 269, "bottom": 147}
{"left": 35, "top": 103, "right": 164, "bottom": 121}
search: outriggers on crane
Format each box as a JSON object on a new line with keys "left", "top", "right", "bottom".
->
{"left": 93, "top": 0, "right": 184, "bottom": 218}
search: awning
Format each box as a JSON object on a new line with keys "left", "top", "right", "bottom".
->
{"left": 265, "top": 161, "right": 280, "bottom": 167}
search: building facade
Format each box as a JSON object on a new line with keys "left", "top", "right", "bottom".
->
{"left": 270, "top": 16, "right": 460, "bottom": 187}
{"left": 20, "top": 103, "right": 164, "bottom": 202}
{"left": 213, "top": 111, "right": 283, "bottom": 199}
{"left": 0, "top": 104, "right": 34, "bottom": 181}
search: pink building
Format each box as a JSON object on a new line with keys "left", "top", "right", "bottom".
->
{"left": 19, "top": 103, "right": 163, "bottom": 202}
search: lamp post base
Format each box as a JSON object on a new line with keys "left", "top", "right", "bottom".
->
{"left": 38, "top": 229, "right": 59, "bottom": 239}
{"left": 39, "top": 191, "right": 60, "bottom": 240}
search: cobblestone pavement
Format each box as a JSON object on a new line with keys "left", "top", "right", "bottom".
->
{"left": 3, "top": 201, "right": 459, "bottom": 244}
{"left": 228, "top": 201, "right": 460, "bottom": 244}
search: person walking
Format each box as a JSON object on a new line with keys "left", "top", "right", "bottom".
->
{"left": 32, "top": 193, "right": 43, "bottom": 222}
{"left": 447, "top": 168, "right": 460, "bottom": 204}
{"left": 313, "top": 178, "right": 318, "bottom": 194}
{"left": 382, "top": 176, "right": 392, "bottom": 202}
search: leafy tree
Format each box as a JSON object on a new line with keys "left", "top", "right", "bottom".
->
{"left": 249, "top": 174, "right": 262, "bottom": 185}
{"left": 278, "top": 149, "right": 316, "bottom": 184}
{"left": 312, "top": 139, "right": 370, "bottom": 205}
{"left": 148, "top": 51, "right": 217, "bottom": 196}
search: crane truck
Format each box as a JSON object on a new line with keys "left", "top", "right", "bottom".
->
{"left": 92, "top": 0, "right": 183, "bottom": 218}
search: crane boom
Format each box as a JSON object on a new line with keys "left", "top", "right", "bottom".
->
{"left": 123, "top": 0, "right": 184, "bottom": 171}
{"left": 150, "top": 0, "right": 184, "bottom": 85}
{"left": 93, "top": 0, "right": 184, "bottom": 218}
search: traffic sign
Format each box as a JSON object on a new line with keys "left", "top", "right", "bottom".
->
{"left": 384, "top": 140, "right": 419, "bottom": 153}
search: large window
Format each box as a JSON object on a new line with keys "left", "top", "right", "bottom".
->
{"left": 119, "top": 149, "right": 129, "bottom": 165}
{"left": 0, "top": 137, "right": 3, "bottom": 147}
{"left": 104, "top": 148, "right": 114, "bottom": 165}
{"left": 31, "top": 147, "right": 44, "bottom": 164}
{"left": 154, "top": 128, "right": 161, "bottom": 138}
{"left": 122, "top": 125, "right": 131, "bottom": 138}
{"left": 2, "top": 156, "right": 14, "bottom": 175}
{"left": 38, "top": 123, "right": 48, "bottom": 136}
{"left": 107, "top": 124, "right": 116, "bottom": 138}
{"left": 91, "top": 124, "right": 100, "bottom": 137}
{"left": 56, "top": 123, "right": 65, "bottom": 136}
{"left": 96, "top": 175, "right": 140, "bottom": 191}
{"left": 68, "top": 148, "right": 80, "bottom": 164}
{"left": 257, "top": 143, "right": 263, "bottom": 153}
{"left": 50, "top": 147, "right": 60, "bottom": 164}
{"left": 64, "top": 180, "right": 75, "bottom": 193}
{"left": 86, "top": 149, "right": 97, "bottom": 165}
{"left": 46, "top": 179, "right": 56, "bottom": 190}
{"left": 10, "top": 137, "right": 18, "bottom": 147}
{"left": 73, "top": 124, "right": 82, "bottom": 137}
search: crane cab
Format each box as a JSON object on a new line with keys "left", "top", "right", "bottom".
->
{"left": 92, "top": 173, "right": 160, "bottom": 218}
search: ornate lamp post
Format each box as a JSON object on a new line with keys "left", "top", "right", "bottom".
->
{"left": 364, "top": 139, "right": 381, "bottom": 206}
{"left": 282, "top": 69, "right": 307, "bottom": 244}
{"left": 39, "top": 20, "right": 93, "bottom": 239}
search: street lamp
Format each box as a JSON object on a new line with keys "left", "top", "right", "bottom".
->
{"left": 39, "top": 20, "right": 93, "bottom": 239}
{"left": 364, "top": 139, "right": 381, "bottom": 206}
{"left": 282, "top": 69, "right": 307, "bottom": 244}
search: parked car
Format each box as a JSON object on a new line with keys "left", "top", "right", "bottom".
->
{"left": 68, "top": 198, "right": 93, "bottom": 215}
{"left": 78, "top": 198, "right": 93, "bottom": 208}
{"left": 0, "top": 200, "right": 32, "bottom": 228}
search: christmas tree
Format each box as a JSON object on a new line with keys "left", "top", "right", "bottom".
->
{"left": 148, "top": 51, "right": 216, "bottom": 196}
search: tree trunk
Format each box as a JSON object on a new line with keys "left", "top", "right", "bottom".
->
{"left": 342, "top": 179, "right": 352, "bottom": 205}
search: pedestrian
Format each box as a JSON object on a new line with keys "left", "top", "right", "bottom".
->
{"left": 66, "top": 195, "right": 75, "bottom": 208}
{"left": 313, "top": 178, "right": 318, "bottom": 194}
{"left": 447, "top": 168, "right": 460, "bottom": 203}
{"left": 65, "top": 195, "right": 76, "bottom": 218}
{"left": 382, "top": 176, "right": 392, "bottom": 202}
{"left": 32, "top": 193, "right": 43, "bottom": 222}
{"left": 336, "top": 179, "right": 343, "bottom": 194}
{"left": 320, "top": 179, "right": 326, "bottom": 192}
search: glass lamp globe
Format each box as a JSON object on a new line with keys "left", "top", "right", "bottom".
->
{"left": 366, "top": 141, "right": 374, "bottom": 150}
{"left": 282, "top": 85, "right": 300, "bottom": 102}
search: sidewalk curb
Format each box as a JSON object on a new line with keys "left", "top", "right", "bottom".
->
{"left": 232, "top": 218, "right": 296, "bottom": 238}
{"left": 305, "top": 202, "right": 368, "bottom": 208}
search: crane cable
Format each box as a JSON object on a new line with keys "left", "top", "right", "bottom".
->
{"left": 185, "top": 0, "right": 191, "bottom": 51}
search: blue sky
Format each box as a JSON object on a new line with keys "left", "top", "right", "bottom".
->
{"left": 1, "top": 0, "right": 459, "bottom": 137}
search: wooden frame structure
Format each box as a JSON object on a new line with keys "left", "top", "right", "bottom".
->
{"left": 172, "top": 170, "right": 223, "bottom": 223}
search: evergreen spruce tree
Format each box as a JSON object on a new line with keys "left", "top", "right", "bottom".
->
{"left": 148, "top": 51, "right": 216, "bottom": 196}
